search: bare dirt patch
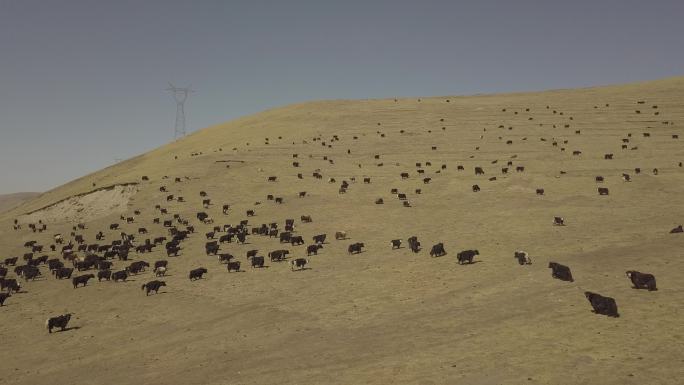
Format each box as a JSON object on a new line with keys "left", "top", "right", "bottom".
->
{"left": 18, "top": 184, "right": 138, "bottom": 224}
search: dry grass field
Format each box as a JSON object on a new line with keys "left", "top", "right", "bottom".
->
{"left": 0, "top": 193, "right": 40, "bottom": 214}
{"left": 1, "top": 77, "right": 684, "bottom": 385}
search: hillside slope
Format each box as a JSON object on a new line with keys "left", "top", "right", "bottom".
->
{"left": 1, "top": 77, "right": 683, "bottom": 385}
{"left": 0, "top": 192, "right": 40, "bottom": 214}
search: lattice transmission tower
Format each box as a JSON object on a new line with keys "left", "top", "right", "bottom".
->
{"left": 167, "top": 83, "right": 194, "bottom": 140}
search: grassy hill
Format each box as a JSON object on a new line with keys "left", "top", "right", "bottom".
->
{"left": 0, "top": 192, "right": 40, "bottom": 214}
{"left": 1, "top": 77, "right": 683, "bottom": 385}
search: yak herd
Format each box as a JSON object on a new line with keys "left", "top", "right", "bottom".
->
{"left": 0, "top": 96, "right": 675, "bottom": 334}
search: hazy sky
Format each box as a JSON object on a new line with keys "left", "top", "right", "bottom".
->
{"left": 1, "top": 0, "right": 682, "bottom": 194}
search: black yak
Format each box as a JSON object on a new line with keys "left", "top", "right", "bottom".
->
{"left": 112, "top": 270, "right": 128, "bottom": 282}
{"left": 306, "top": 244, "right": 323, "bottom": 256}
{"left": 457, "top": 250, "right": 479, "bottom": 264}
{"left": 291, "top": 258, "right": 308, "bottom": 271}
{"left": 548, "top": 262, "right": 573, "bottom": 282}
{"left": 46, "top": 313, "right": 72, "bottom": 333}
{"left": 0, "top": 292, "right": 10, "bottom": 306}
{"left": 142, "top": 280, "right": 166, "bottom": 295}
{"left": 251, "top": 256, "right": 265, "bottom": 268}
{"left": 227, "top": 261, "right": 241, "bottom": 272}
{"left": 584, "top": 292, "right": 619, "bottom": 317}
{"left": 189, "top": 267, "right": 208, "bottom": 280}
{"left": 97, "top": 270, "right": 112, "bottom": 281}
{"left": 348, "top": 243, "right": 365, "bottom": 254}
{"left": 72, "top": 274, "right": 95, "bottom": 288}
{"left": 430, "top": 243, "right": 446, "bottom": 257}
{"left": 626, "top": 270, "right": 657, "bottom": 291}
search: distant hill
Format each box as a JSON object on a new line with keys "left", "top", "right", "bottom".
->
{"left": 0, "top": 192, "right": 40, "bottom": 214}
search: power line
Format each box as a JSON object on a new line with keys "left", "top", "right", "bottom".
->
{"left": 167, "top": 83, "right": 194, "bottom": 140}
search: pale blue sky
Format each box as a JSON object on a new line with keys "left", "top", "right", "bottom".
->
{"left": 1, "top": 0, "right": 682, "bottom": 193}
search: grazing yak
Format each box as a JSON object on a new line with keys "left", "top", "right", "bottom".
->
{"left": 97, "top": 270, "right": 112, "bottom": 281}
{"left": 205, "top": 241, "right": 219, "bottom": 255}
{"left": 474, "top": 167, "right": 485, "bottom": 175}
{"left": 218, "top": 253, "right": 234, "bottom": 263}
{"left": 584, "top": 292, "right": 619, "bottom": 317}
{"left": 22, "top": 266, "right": 42, "bottom": 281}
{"left": 219, "top": 234, "right": 233, "bottom": 243}
{"left": 430, "top": 243, "right": 446, "bottom": 257}
{"left": 548, "top": 262, "right": 573, "bottom": 282}
{"left": 0, "top": 292, "right": 10, "bottom": 306}
{"left": 313, "top": 234, "right": 327, "bottom": 244}
{"left": 335, "top": 231, "right": 347, "bottom": 240}
{"left": 227, "top": 261, "right": 241, "bottom": 272}
{"left": 189, "top": 268, "right": 208, "bottom": 280}
{"left": 408, "top": 236, "right": 421, "bottom": 253}
{"left": 72, "top": 274, "right": 95, "bottom": 288}
{"left": 290, "top": 236, "right": 305, "bottom": 246}
{"left": 514, "top": 251, "right": 532, "bottom": 265}
{"left": 390, "top": 239, "right": 402, "bottom": 249}
{"left": 112, "top": 270, "right": 128, "bottom": 282}
{"left": 348, "top": 243, "right": 365, "bottom": 254}
{"left": 279, "top": 232, "right": 292, "bottom": 243}
{"left": 54, "top": 267, "right": 74, "bottom": 279}
{"left": 4, "top": 257, "right": 18, "bottom": 266}
{"left": 472, "top": 185, "right": 480, "bottom": 192}
{"left": 626, "top": 271, "right": 657, "bottom": 291}
{"left": 247, "top": 249, "right": 259, "bottom": 259}
{"left": 46, "top": 313, "right": 72, "bottom": 333}
{"left": 0, "top": 278, "right": 21, "bottom": 293}
{"left": 251, "top": 256, "right": 265, "bottom": 268}
{"left": 142, "top": 280, "right": 166, "bottom": 296}
{"left": 306, "top": 244, "right": 323, "bottom": 256}
{"left": 5, "top": 257, "right": 19, "bottom": 266}
{"left": 536, "top": 188, "right": 544, "bottom": 195}
{"left": 598, "top": 187, "right": 609, "bottom": 195}
{"left": 553, "top": 217, "right": 565, "bottom": 226}
{"left": 126, "top": 261, "right": 150, "bottom": 275}
{"left": 669, "top": 225, "right": 683, "bottom": 234}
{"left": 291, "top": 258, "right": 308, "bottom": 271}
{"left": 457, "top": 250, "right": 479, "bottom": 264}
{"left": 268, "top": 250, "right": 289, "bottom": 262}
{"left": 166, "top": 245, "right": 181, "bottom": 257}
